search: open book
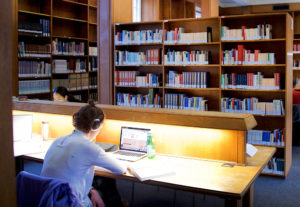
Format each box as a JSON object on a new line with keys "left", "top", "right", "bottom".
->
{"left": 128, "top": 161, "right": 176, "bottom": 182}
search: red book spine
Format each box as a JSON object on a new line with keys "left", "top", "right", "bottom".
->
{"left": 180, "top": 74, "right": 183, "bottom": 85}
{"left": 175, "top": 28, "right": 178, "bottom": 41}
{"left": 254, "top": 50, "right": 260, "bottom": 63}
{"left": 242, "top": 26, "right": 247, "bottom": 40}
{"left": 163, "top": 29, "right": 167, "bottom": 41}
{"left": 298, "top": 44, "right": 300, "bottom": 51}
{"left": 294, "top": 44, "right": 297, "bottom": 51}
{"left": 237, "top": 45, "right": 244, "bottom": 64}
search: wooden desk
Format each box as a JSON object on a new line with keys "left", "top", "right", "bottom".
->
{"left": 19, "top": 146, "right": 275, "bottom": 207}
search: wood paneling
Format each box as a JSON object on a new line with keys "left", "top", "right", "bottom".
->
{"left": 201, "top": 0, "right": 219, "bottom": 18}
{"left": 0, "top": 0, "right": 17, "bottom": 205}
{"left": 141, "top": 0, "right": 160, "bottom": 22}
{"left": 111, "top": 0, "right": 132, "bottom": 23}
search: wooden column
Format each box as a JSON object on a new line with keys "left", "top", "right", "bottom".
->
{"left": 111, "top": 0, "right": 133, "bottom": 23}
{"left": 99, "top": 0, "right": 113, "bottom": 104}
{"left": 141, "top": 0, "right": 160, "bottom": 22}
{"left": 0, "top": 0, "right": 17, "bottom": 205}
{"left": 201, "top": 0, "right": 219, "bottom": 18}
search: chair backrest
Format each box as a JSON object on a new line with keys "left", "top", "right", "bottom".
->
{"left": 16, "top": 171, "right": 83, "bottom": 207}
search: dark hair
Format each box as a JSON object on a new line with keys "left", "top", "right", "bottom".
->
{"left": 73, "top": 100, "right": 105, "bottom": 133}
{"left": 53, "top": 86, "right": 81, "bottom": 103}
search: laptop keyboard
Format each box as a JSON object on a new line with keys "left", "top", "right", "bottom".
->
{"left": 114, "top": 151, "right": 144, "bottom": 157}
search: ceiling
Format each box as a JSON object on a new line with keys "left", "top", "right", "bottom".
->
{"left": 219, "top": 0, "right": 300, "bottom": 7}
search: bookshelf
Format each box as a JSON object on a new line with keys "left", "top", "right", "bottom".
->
{"left": 113, "top": 13, "right": 293, "bottom": 177}
{"left": 16, "top": 0, "right": 98, "bottom": 102}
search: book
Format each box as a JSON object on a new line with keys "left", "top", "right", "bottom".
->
{"left": 128, "top": 162, "right": 175, "bottom": 182}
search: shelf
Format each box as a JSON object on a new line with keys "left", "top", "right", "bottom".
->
{"left": 18, "top": 56, "right": 51, "bottom": 60}
{"left": 254, "top": 114, "right": 285, "bottom": 118}
{"left": 252, "top": 143, "right": 285, "bottom": 149}
{"left": 18, "top": 10, "right": 50, "bottom": 17}
{"left": 165, "top": 64, "right": 220, "bottom": 67}
{"left": 261, "top": 172, "right": 284, "bottom": 177}
{"left": 89, "top": 22, "right": 97, "bottom": 26}
{"left": 221, "top": 39, "right": 285, "bottom": 43}
{"left": 89, "top": 5, "right": 97, "bottom": 9}
{"left": 115, "top": 85, "right": 163, "bottom": 89}
{"left": 115, "top": 65, "right": 163, "bottom": 67}
{"left": 164, "top": 42, "right": 220, "bottom": 46}
{"left": 53, "top": 71, "right": 87, "bottom": 74}
{"left": 52, "top": 15, "right": 88, "bottom": 23}
{"left": 52, "top": 35, "right": 88, "bottom": 41}
{"left": 18, "top": 76, "right": 51, "bottom": 80}
{"left": 52, "top": 54, "right": 87, "bottom": 58}
{"left": 61, "top": 0, "right": 88, "bottom": 6}
{"left": 69, "top": 88, "right": 89, "bottom": 92}
{"left": 115, "top": 43, "right": 163, "bottom": 46}
{"left": 294, "top": 39, "right": 300, "bottom": 41}
{"left": 222, "top": 89, "right": 285, "bottom": 92}
{"left": 89, "top": 70, "right": 98, "bottom": 73}
{"left": 222, "top": 64, "right": 285, "bottom": 67}
{"left": 18, "top": 33, "right": 51, "bottom": 39}
{"left": 165, "top": 87, "right": 219, "bottom": 90}
{"left": 19, "top": 91, "right": 51, "bottom": 95}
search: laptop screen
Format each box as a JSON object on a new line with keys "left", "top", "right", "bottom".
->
{"left": 13, "top": 114, "right": 33, "bottom": 142}
{"left": 120, "top": 127, "right": 150, "bottom": 153}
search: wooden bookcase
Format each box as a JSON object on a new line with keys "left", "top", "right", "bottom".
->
{"left": 113, "top": 13, "right": 293, "bottom": 177}
{"left": 16, "top": 0, "right": 98, "bottom": 102}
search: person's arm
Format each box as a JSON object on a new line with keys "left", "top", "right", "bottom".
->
{"left": 90, "top": 147, "right": 127, "bottom": 175}
{"left": 89, "top": 187, "right": 105, "bottom": 207}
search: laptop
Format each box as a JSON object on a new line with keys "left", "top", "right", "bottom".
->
{"left": 112, "top": 127, "right": 150, "bottom": 162}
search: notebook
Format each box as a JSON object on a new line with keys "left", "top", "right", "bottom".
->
{"left": 112, "top": 127, "right": 150, "bottom": 162}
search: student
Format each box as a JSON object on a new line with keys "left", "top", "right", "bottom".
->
{"left": 293, "top": 80, "right": 300, "bottom": 105}
{"left": 41, "top": 101, "right": 127, "bottom": 207}
{"left": 53, "top": 86, "right": 82, "bottom": 102}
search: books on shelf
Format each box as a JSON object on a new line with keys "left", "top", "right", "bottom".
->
{"left": 18, "top": 19, "right": 50, "bottom": 37}
{"left": 164, "top": 93, "right": 208, "bottom": 111}
{"left": 89, "top": 57, "right": 98, "bottom": 71}
{"left": 52, "top": 38, "right": 85, "bottom": 56}
{"left": 166, "top": 71, "right": 208, "bottom": 88}
{"left": 164, "top": 49, "right": 210, "bottom": 65}
{"left": 115, "top": 29, "right": 163, "bottom": 45}
{"left": 221, "top": 72, "right": 280, "bottom": 90}
{"left": 89, "top": 47, "right": 97, "bottom": 56}
{"left": 18, "top": 80, "right": 50, "bottom": 95}
{"left": 164, "top": 27, "right": 212, "bottom": 44}
{"left": 222, "top": 45, "right": 275, "bottom": 65}
{"left": 52, "top": 73, "right": 89, "bottom": 91}
{"left": 293, "top": 44, "right": 300, "bottom": 53}
{"left": 73, "top": 95, "right": 82, "bottom": 102}
{"left": 89, "top": 75, "right": 97, "bottom": 89}
{"left": 293, "top": 60, "right": 300, "bottom": 69}
{"left": 221, "top": 24, "right": 272, "bottom": 41}
{"left": 89, "top": 92, "right": 98, "bottom": 102}
{"left": 115, "top": 49, "right": 161, "bottom": 66}
{"left": 18, "top": 42, "right": 51, "bottom": 57}
{"left": 262, "top": 157, "right": 284, "bottom": 175}
{"left": 221, "top": 97, "right": 285, "bottom": 115}
{"left": 53, "top": 59, "right": 86, "bottom": 73}
{"left": 116, "top": 89, "right": 161, "bottom": 108}
{"left": 247, "top": 129, "right": 284, "bottom": 147}
{"left": 18, "top": 61, "right": 51, "bottom": 78}
{"left": 114, "top": 71, "right": 160, "bottom": 87}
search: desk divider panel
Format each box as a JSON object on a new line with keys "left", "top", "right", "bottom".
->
{"left": 13, "top": 100, "right": 256, "bottom": 165}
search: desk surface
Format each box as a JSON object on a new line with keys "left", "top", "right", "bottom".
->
{"left": 21, "top": 145, "right": 275, "bottom": 200}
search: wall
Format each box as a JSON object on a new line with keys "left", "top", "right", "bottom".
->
{"left": 0, "top": 0, "right": 17, "bottom": 206}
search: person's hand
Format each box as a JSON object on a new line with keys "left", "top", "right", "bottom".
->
{"left": 90, "top": 188, "right": 105, "bottom": 207}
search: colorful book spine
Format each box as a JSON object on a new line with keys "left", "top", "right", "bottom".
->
{"left": 116, "top": 91, "right": 161, "bottom": 108}
{"left": 52, "top": 39, "right": 85, "bottom": 56}
{"left": 115, "top": 49, "right": 160, "bottom": 66}
{"left": 166, "top": 71, "right": 208, "bottom": 88}
{"left": 221, "top": 24, "right": 272, "bottom": 41}
{"left": 18, "top": 80, "right": 50, "bottom": 95}
{"left": 164, "top": 50, "right": 210, "bottom": 65}
{"left": 115, "top": 29, "right": 163, "bottom": 45}
{"left": 164, "top": 27, "right": 212, "bottom": 43}
{"left": 164, "top": 93, "right": 208, "bottom": 111}
{"left": 221, "top": 97, "right": 284, "bottom": 115}
{"left": 18, "top": 42, "right": 51, "bottom": 57}
{"left": 222, "top": 45, "right": 275, "bottom": 65}
{"left": 114, "top": 71, "right": 160, "bottom": 87}
{"left": 221, "top": 72, "right": 280, "bottom": 90}
{"left": 18, "top": 61, "right": 51, "bottom": 77}
{"left": 247, "top": 129, "right": 285, "bottom": 146}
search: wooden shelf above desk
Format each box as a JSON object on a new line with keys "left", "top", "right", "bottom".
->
{"left": 13, "top": 100, "right": 257, "bottom": 131}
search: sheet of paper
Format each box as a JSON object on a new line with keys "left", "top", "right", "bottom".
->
{"left": 246, "top": 143, "right": 258, "bottom": 157}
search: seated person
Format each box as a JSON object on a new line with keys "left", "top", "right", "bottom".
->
{"left": 41, "top": 101, "right": 127, "bottom": 207}
{"left": 53, "top": 86, "right": 82, "bottom": 102}
{"left": 293, "top": 80, "right": 300, "bottom": 105}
